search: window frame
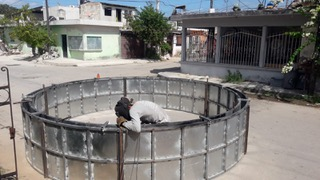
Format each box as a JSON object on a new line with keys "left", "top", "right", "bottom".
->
{"left": 86, "top": 36, "right": 102, "bottom": 50}
{"left": 68, "top": 36, "right": 83, "bottom": 50}
{"left": 104, "top": 7, "right": 112, "bottom": 16}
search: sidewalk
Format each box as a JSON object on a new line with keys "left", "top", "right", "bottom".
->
{"left": 158, "top": 72, "right": 314, "bottom": 104}
{"left": 41, "top": 57, "right": 153, "bottom": 67}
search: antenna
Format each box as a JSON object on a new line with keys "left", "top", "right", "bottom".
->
{"left": 156, "top": 0, "right": 160, "bottom": 11}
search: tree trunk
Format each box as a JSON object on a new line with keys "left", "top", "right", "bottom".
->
{"left": 308, "top": 11, "right": 320, "bottom": 95}
{"left": 308, "top": 62, "right": 316, "bottom": 95}
{"left": 38, "top": 48, "right": 44, "bottom": 55}
{"left": 32, "top": 47, "right": 36, "bottom": 56}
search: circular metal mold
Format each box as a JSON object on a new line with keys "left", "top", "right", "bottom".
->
{"left": 21, "top": 77, "right": 250, "bottom": 180}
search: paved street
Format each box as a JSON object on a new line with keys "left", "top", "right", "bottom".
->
{"left": 0, "top": 54, "right": 320, "bottom": 180}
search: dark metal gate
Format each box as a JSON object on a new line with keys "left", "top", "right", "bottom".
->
{"left": 121, "top": 31, "right": 144, "bottom": 59}
{"left": 0, "top": 67, "right": 18, "bottom": 179}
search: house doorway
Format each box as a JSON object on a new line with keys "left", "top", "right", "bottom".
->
{"left": 61, "top": 34, "right": 68, "bottom": 58}
{"left": 116, "top": 9, "right": 121, "bottom": 22}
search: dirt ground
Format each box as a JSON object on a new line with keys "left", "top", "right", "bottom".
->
{"left": 0, "top": 54, "right": 320, "bottom": 180}
{"left": 1, "top": 97, "right": 319, "bottom": 180}
{"left": 246, "top": 93, "right": 320, "bottom": 108}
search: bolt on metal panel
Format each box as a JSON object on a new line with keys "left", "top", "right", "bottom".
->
{"left": 126, "top": 78, "right": 141, "bottom": 94}
{"left": 22, "top": 113, "right": 31, "bottom": 138}
{"left": 47, "top": 153, "right": 64, "bottom": 179}
{"left": 90, "top": 132, "right": 118, "bottom": 160}
{"left": 154, "top": 129, "right": 181, "bottom": 160}
{"left": 31, "top": 145, "right": 44, "bottom": 172}
{"left": 154, "top": 160, "right": 180, "bottom": 180}
{"left": 30, "top": 118, "right": 42, "bottom": 146}
{"left": 45, "top": 124, "right": 63, "bottom": 152}
{"left": 183, "top": 155, "right": 205, "bottom": 179}
{"left": 64, "top": 129, "right": 88, "bottom": 158}
{"left": 208, "top": 121, "right": 226, "bottom": 150}
{"left": 82, "top": 81, "right": 96, "bottom": 98}
{"left": 183, "top": 125, "right": 206, "bottom": 156}
{"left": 167, "top": 95, "right": 180, "bottom": 110}
{"left": 124, "top": 132, "right": 152, "bottom": 161}
{"left": 96, "top": 80, "right": 110, "bottom": 96}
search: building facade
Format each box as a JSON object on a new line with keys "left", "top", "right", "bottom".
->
{"left": 47, "top": 2, "right": 137, "bottom": 60}
{"left": 170, "top": 10, "right": 310, "bottom": 86}
{"left": 1, "top": 2, "right": 137, "bottom": 59}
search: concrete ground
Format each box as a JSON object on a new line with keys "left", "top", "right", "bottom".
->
{"left": 0, "top": 54, "right": 319, "bottom": 180}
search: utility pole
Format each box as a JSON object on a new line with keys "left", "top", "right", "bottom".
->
{"left": 207, "top": 0, "right": 215, "bottom": 62}
{"left": 210, "top": 0, "right": 213, "bottom": 8}
{"left": 156, "top": 0, "right": 160, "bottom": 11}
{"left": 45, "top": 0, "right": 50, "bottom": 52}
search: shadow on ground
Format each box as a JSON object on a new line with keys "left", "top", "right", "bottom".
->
{"left": 13, "top": 55, "right": 39, "bottom": 61}
{"left": 150, "top": 67, "right": 181, "bottom": 74}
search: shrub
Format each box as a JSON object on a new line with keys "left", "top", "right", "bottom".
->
{"left": 224, "top": 70, "right": 243, "bottom": 83}
{"left": 160, "top": 42, "right": 171, "bottom": 55}
{"left": 146, "top": 47, "right": 160, "bottom": 60}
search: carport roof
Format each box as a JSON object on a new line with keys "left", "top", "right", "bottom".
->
{"left": 170, "top": 9, "right": 309, "bottom": 28}
{"left": 170, "top": 9, "right": 305, "bottom": 21}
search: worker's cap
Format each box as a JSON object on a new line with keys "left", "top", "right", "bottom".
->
{"left": 114, "top": 97, "right": 132, "bottom": 120}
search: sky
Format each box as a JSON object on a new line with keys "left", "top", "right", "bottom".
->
{"left": 0, "top": 0, "right": 290, "bottom": 17}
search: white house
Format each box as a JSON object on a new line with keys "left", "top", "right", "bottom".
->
{"left": 46, "top": 2, "right": 137, "bottom": 60}
{"left": 170, "top": 9, "right": 311, "bottom": 88}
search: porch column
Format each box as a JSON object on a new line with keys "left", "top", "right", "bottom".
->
{"left": 215, "top": 26, "right": 221, "bottom": 63}
{"left": 259, "top": 26, "right": 268, "bottom": 68}
{"left": 182, "top": 27, "right": 187, "bottom": 61}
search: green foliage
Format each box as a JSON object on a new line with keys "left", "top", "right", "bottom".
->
{"left": 282, "top": 1, "right": 320, "bottom": 94}
{"left": 0, "top": 4, "right": 19, "bottom": 18}
{"left": 0, "top": 4, "right": 20, "bottom": 43}
{"left": 127, "top": 4, "right": 172, "bottom": 50}
{"left": 11, "top": 25, "right": 56, "bottom": 53}
{"left": 7, "top": 5, "right": 56, "bottom": 56}
{"left": 0, "top": 17, "right": 11, "bottom": 26}
{"left": 146, "top": 47, "right": 160, "bottom": 60}
{"left": 284, "top": 1, "right": 320, "bottom": 65}
{"left": 160, "top": 42, "right": 171, "bottom": 55}
{"left": 224, "top": 70, "right": 243, "bottom": 83}
{"left": 302, "top": 94, "right": 320, "bottom": 104}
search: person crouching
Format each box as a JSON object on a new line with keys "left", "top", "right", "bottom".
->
{"left": 114, "top": 97, "right": 170, "bottom": 133}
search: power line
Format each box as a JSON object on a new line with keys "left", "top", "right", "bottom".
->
{"left": 8, "top": 0, "right": 23, "bottom": 6}
{"left": 238, "top": 0, "right": 252, "bottom": 9}
{"left": 160, "top": 1, "right": 175, "bottom": 7}
{"left": 199, "top": 0, "right": 203, "bottom": 11}
{"left": 105, "top": 0, "right": 150, "bottom": 3}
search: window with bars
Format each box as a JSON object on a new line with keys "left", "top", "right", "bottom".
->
{"left": 87, "top": 36, "right": 102, "bottom": 50}
{"left": 68, "top": 36, "right": 83, "bottom": 50}
{"left": 105, "top": 7, "right": 112, "bottom": 16}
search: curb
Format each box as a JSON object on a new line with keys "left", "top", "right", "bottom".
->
{"left": 158, "top": 72, "right": 306, "bottom": 102}
{"left": 41, "top": 59, "right": 152, "bottom": 67}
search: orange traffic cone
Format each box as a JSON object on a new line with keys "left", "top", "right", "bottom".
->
{"left": 96, "top": 73, "right": 100, "bottom": 79}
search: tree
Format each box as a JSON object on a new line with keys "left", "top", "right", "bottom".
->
{"left": 4, "top": 5, "right": 56, "bottom": 56}
{"left": 0, "top": 4, "right": 19, "bottom": 18}
{"left": 0, "top": 5, "right": 18, "bottom": 44}
{"left": 282, "top": 0, "right": 320, "bottom": 94}
{"left": 127, "top": 4, "right": 172, "bottom": 59}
